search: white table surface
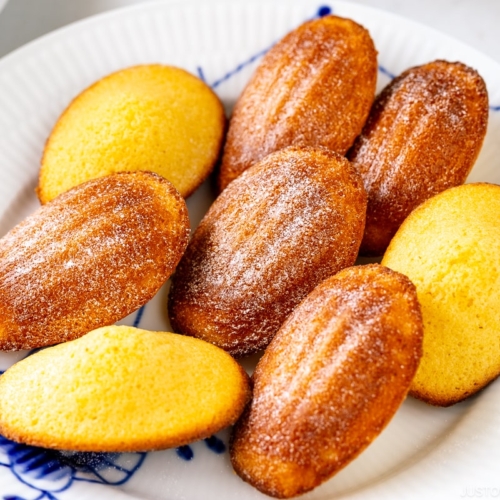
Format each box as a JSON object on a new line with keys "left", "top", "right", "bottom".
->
{"left": 0, "top": 0, "right": 499, "bottom": 65}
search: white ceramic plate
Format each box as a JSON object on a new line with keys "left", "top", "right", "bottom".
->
{"left": 0, "top": 1, "right": 499, "bottom": 499}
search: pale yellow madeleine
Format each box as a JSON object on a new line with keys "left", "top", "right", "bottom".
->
{"left": 383, "top": 183, "right": 500, "bottom": 406}
{"left": 0, "top": 325, "right": 251, "bottom": 451}
{"left": 39, "top": 64, "right": 225, "bottom": 202}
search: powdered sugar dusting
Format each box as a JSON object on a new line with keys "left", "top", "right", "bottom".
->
{"left": 231, "top": 265, "right": 423, "bottom": 497}
{"left": 219, "top": 15, "right": 377, "bottom": 190}
{"left": 0, "top": 172, "right": 189, "bottom": 350}
{"left": 348, "top": 60, "right": 489, "bottom": 255}
{"left": 169, "top": 147, "right": 366, "bottom": 356}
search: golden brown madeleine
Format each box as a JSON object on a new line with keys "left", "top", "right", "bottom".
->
{"left": 0, "top": 325, "right": 251, "bottom": 452}
{"left": 348, "top": 60, "right": 488, "bottom": 256}
{"left": 218, "top": 15, "right": 377, "bottom": 191}
{"left": 39, "top": 64, "right": 226, "bottom": 203}
{"left": 0, "top": 171, "right": 190, "bottom": 350}
{"left": 231, "top": 264, "right": 423, "bottom": 498}
{"left": 169, "top": 146, "right": 366, "bottom": 357}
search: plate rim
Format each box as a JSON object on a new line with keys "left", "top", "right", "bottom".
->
{"left": 1, "top": 0, "right": 500, "bottom": 74}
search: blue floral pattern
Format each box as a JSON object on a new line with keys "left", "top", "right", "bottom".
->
{"left": 0, "top": 436, "right": 146, "bottom": 499}
{"left": 0, "top": 433, "right": 227, "bottom": 498}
